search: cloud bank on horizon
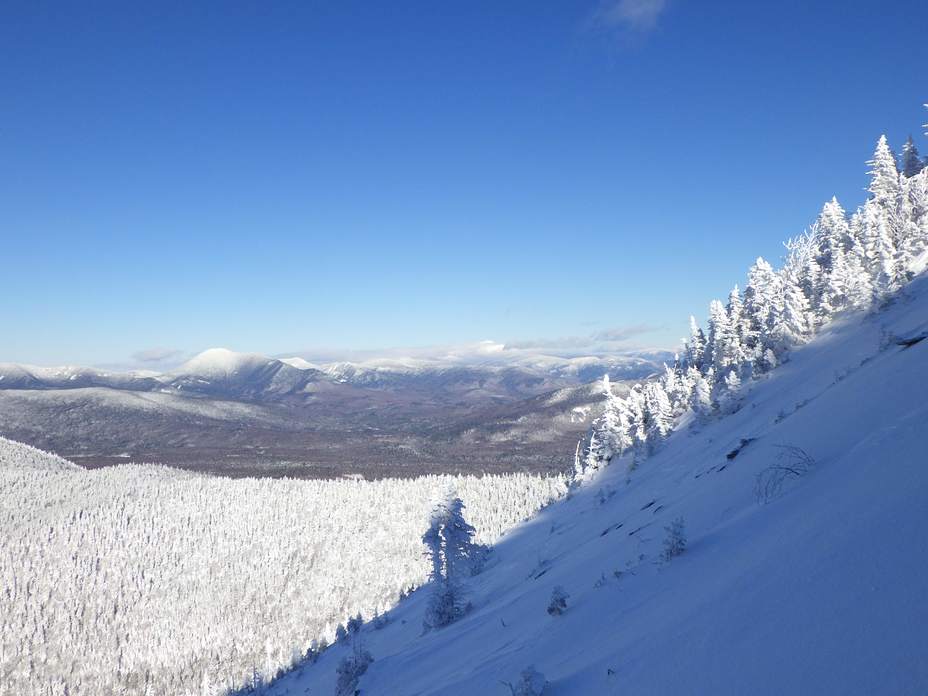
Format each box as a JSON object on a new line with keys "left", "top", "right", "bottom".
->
{"left": 281, "top": 323, "right": 668, "bottom": 369}
{"left": 101, "top": 324, "right": 669, "bottom": 373}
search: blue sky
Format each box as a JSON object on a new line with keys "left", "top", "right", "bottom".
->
{"left": 3, "top": 0, "right": 927, "bottom": 368}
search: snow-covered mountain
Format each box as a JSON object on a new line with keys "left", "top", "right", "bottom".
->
{"left": 262, "top": 245, "right": 928, "bottom": 696}
{"left": 0, "top": 346, "right": 668, "bottom": 401}
{"left": 0, "top": 346, "right": 668, "bottom": 476}
{"left": 165, "top": 348, "right": 325, "bottom": 399}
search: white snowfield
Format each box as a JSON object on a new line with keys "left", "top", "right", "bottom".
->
{"left": 268, "top": 274, "right": 928, "bottom": 695}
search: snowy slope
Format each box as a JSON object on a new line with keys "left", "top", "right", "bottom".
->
{"left": 267, "top": 276, "right": 928, "bottom": 695}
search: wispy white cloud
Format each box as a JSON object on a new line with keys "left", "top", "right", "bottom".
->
{"left": 283, "top": 324, "right": 667, "bottom": 368}
{"left": 132, "top": 347, "right": 184, "bottom": 364}
{"left": 596, "top": 0, "right": 668, "bottom": 33}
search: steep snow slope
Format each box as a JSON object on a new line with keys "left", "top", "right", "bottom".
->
{"left": 269, "top": 276, "right": 928, "bottom": 695}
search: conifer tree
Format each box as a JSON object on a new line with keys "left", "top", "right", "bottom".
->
{"left": 685, "top": 316, "right": 707, "bottom": 371}
{"left": 867, "top": 135, "right": 901, "bottom": 208}
{"left": 901, "top": 135, "right": 924, "bottom": 177}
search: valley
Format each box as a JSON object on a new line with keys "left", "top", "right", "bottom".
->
{"left": 0, "top": 350, "right": 668, "bottom": 477}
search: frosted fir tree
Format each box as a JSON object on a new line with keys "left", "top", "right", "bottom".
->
{"left": 600, "top": 374, "right": 635, "bottom": 457}
{"left": 334, "top": 623, "right": 349, "bottom": 646}
{"left": 779, "top": 255, "right": 813, "bottom": 346}
{"left": 901, "top": 135, "right": 924, "bottom": 178}
{"left": 725, "top": 285, "right": 750, "bottom": 372}
{"left": 580, "top": 375, "right": 631, "bottom": 480}
{"left": 643, "top": 382, "right": 674, "bottom": 451}
{"left": 721, "top": 369, "right": 741, "bottom": 409}
{"left": 422, "top": 492, "right": 480, "bottom": 630}
{"left": 813, "top": 198, "right": 853, "bottom": 316}
{"left": 687, "top": 366, "right": 713, "bottom": 420}
{"left": 546, "top": 586, "right": 569, "bottom": 616}
{"left": 334, "top": 649, "right": 373, "bottom": 696}
{"left": 660, "top": 362, "right": 690, "bottom": 417}
{"left": 705, "top": 299, "right": 731, "bottom": 373}
{"left": 504, "top": 666, "right": 549, "bottom": 696}
{"left": 867, "top": 135, "right": 901, "bottom": 208}
{"left": 661, "top": 517, "right": 687, "bottom": 563}
{"left": 444, "top": 497, "right": 479, "bottom": 579}
{"left": 899, "top": 161, "right": 928, "bottom": 266}
{"left": 624, "top": 386, "right": 649, "bottom": 468}
{"left": 422, "top": 501, "right": 446, "bottom": 584}
{"left": 580, "top": 430, "right": 607, "bottom": 481}
{"left": 685, "top": 316, "right": 708, "bottom": 370}
{"left": 862, "top": 199, "right": 904, "bottom": 299}
{"left": 743, "top": 257, "right": 784, "bottom": 371}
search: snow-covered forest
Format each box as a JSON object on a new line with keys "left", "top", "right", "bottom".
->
{"left": 0, "top": 437, "right": 565, "bottom": 696}
{"left": 579, "top": 117, "right": 928, "bottom": 480}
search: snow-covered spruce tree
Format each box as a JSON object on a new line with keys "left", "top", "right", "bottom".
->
{"left": 576, "top": 108, "right": 928, "bottom": 488}
{"left": 504, "top": 666, "right": 549, "bottom": 696}
{"left": 334, "top": 648, "right": 373, "bottom": 696}
{"left": 546, "top": 586, "right": 569, "bottom": 616}
{"left": 685, "top": 315, "right": 708, "bottom": 371}
{"left": 643, "top": 381, "right": 673, "bottom": 450}
{"left": 661, "top": 517, "right": 686, "bottom": 563}
{"left": 743, "top": 256, "right": 785, "bottom": 370}
{"left": 901, "top": 135, "right": 924, "bottom": 178}
{"left": 422, "top": 492, "right": 481, "bottom": 630}
{"left": 578, "top": 375, "right": 636, "bottom": 480}
{"left": 334, "top": 622, "right": 349, "bottom": 646}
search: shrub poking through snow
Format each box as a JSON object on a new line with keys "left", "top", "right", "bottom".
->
{"left": 503, "top": 665, "right": 548, "bottom": 696}
{"left": 755, "top": 445, "right": 816, "bottom": 503}
{"left": 661, "top": 517, "right": 686, "bottom": 563}
{"left": 547, "top": 586, "right": 569, "bottom": 616}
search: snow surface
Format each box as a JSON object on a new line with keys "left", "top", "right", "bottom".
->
{"left": 268, "top": 276, "right": 928, "bottom": 696}
{"left": 279, "top": 357, "right": 321, "bottom": 371}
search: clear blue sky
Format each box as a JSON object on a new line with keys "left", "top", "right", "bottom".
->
{"left": 3, "top": 1, "right": 927, "bottom": 367}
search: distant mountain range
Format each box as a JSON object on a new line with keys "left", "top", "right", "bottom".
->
{"left": 0, "top": 346, "right": 670, "bottom": 399}
{"left": 0, "top": 347, "right": 671, "bottom": 477}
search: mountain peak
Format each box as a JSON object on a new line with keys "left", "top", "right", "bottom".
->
{"left": 176, "top": 348, "right": 272, "bottom": 377}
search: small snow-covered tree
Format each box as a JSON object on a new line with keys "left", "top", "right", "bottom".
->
{"left": 421, "top": 492, "right": 479, "bottom": 630}
{"left": 444, "top": 497, "right": 479, "bottom": 579}
{"left": 743, "top": 257, "right": 784, "bottom": 371}
{"left": 505, "top": 666, "right": 548, "bottom": 696}
{"left": 867, "top": 134, "right": 901, "bottom": 207}
{"left": 720, "top": 369, "right": 741, "bottom": 410}
{"left": 334, "top": 623, "right": 348, "bottom": 646}
{"left": 685, "top": 316, "right": 707, "bottom": 371}
{"left": 334, "top": 649, "right": 373, "bottom": 696}
{"left": 661, "top": 517, "right": 686, "bottom": 563}
{"left": 688, "top": 366, "right": 713, "bottom": 420}
{"left": 901, "top": 135, "right": 924, "bottom": 178}
{"left": 643, "top": 382, "right": 674, "bottom": 451}
{"left": 546, "top": 586, "right": 569, "bottom": 616}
